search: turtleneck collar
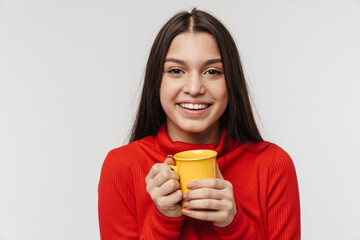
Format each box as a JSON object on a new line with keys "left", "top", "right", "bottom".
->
{"left": 154, "top": 125, "right": 237, "bottom": 157}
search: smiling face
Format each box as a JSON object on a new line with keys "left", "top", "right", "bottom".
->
{"left": 160, "top": 31, "right": 229, "bottom": 144}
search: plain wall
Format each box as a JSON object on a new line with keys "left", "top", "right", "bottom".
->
{"left": 1, "top": 0, "right": 359, "bottom": 239}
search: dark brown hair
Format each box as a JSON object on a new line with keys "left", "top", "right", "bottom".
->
{"left": 129, "top": 8, "right": 263, "bottom": 144}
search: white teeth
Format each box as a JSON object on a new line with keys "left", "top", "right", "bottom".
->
{"left": 179, "top": 103, "right": 209, "bottom": 110}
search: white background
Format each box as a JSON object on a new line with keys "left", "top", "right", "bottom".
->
{"left": 1, "top": 0, "right": 359, "bottom": 239}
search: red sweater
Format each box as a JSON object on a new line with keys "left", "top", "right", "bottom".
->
{"left": 98, "top": 126, "right": 300, "bottom": 239}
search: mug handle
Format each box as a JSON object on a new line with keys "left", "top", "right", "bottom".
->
{"left": 169, "top": 164, "right": 178, "bottom": 173}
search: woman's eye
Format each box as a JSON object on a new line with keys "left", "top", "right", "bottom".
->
{"left": 205, "top": 69, "right": 222, "bottom": 75}
{"left": 168, "top": 69, "right": 183, "bottom": 74}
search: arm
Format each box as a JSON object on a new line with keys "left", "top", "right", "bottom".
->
{"left": 182, "top": 149, "right": 301, "bottom": 240}
{"left": 266, "top": 148, "right": 301, "bottom": 240}
{"left": 98, "top": 151, "right": 184, "bottom": 240}
{"left": 212, "top": 147, "right": 301, "bottom": 240}
{"left": 98, "top": 151, "right": 138, "bottom": 239}
{"left": 141, "top": 205, "right": 184, "bottom": 240}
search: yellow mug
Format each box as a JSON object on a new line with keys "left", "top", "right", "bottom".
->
{"left": 170, "top": 149, "right": 218, "bottom": 194}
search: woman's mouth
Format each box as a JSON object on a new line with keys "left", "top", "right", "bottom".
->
{"left": 178, "top": 103, "right": 210, "bottom": 110}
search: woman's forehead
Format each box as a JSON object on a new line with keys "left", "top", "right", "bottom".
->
{"left": 165, "top": 32, "right": 221, "bottom": 62}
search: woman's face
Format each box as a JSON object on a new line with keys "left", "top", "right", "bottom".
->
{"left": 160, "top": 31, "right": 228, "bottom": 144}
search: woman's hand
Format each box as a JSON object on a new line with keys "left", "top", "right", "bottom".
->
{"left": 145, "top": 156, "right": 183, "bottom": 218}
{"left": 181, "top": 165, "right": 237, "bottom": 227}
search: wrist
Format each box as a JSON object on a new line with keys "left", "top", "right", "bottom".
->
{"left": 158, "top": 204, "right": 182, "bottom": 218}
{"left": 213, "top": 207, "right": 237, "bottom": 227}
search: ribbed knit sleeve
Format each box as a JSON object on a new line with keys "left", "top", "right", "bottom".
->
{"left": 212, "top": 207, "right": 256, "bottom": 239}
{"left": 212, "top": 144, "right": 300, "bottom": 240}
{"left": 142, "top": 206, "right": 185, "bottom": 239}
{"left": 98, "top": 148, "right": 185, "bottom": 239}
{"left": 98, "top": 150, "right": 138, "bottom": 239}
{"left": 266, "top": 147, "right": 301, "bottom": 240}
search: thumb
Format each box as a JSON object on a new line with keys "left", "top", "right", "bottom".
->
{"left": 164, "top": 155, "right": 175, "bottom": 165}
{"left": 216, "top": 164, "right": 224, "bottom": 180}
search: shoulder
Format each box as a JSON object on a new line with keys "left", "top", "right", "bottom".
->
{"left": 101, "top": 135, "right": 156, "bottom": 173}
{"left": 243, "top": 142, "right": 296, "bottom": 175}
{"left": 263, "top": 143, "right": 292, "bottom": 161}
{"left": 266, "top": 143, "right": 294, "bottom": 168}
{"left": 262, "top": 143, "right": 298, "bottom": 181}
{"left": 247, "top": 142, "right": 292, "bottom": 161}
{"left": 241, "top": 141, "right": 290, "bottom": 158}
{"left": 107, "top": 135, "right": 156, "bottom": 160}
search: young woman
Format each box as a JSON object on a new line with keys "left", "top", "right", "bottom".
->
{"left": 98, "top": 9, "right": 300, "bottom": 239}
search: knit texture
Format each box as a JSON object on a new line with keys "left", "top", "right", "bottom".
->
{"left": 98, "top": 126, "right": 300, "bottom": 239}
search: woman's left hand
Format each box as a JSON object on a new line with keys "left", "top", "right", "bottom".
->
{"left": 181, "top": 164, "right": 237, "bottom": 227}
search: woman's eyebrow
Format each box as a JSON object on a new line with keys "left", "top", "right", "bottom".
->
{"left": 164, "top": 58, "right": 222, "bottom": 67}
{"left": 203, "top": 59, "right": 222, "bottom": 67}
{"left": 164, "top": 58, "right": 186, "bottom": 65}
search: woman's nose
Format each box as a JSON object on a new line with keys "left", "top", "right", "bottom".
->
{"left": 183, "top": 73, "right": 205, "bottom": 96}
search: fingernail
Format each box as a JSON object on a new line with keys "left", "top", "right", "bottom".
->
{"left": 182, "top": 209, "right": 190, "bottom": 215}
{"left": 182, "top": 202, "right": 189, "bottom": 208}
{"left": 183, "top": 193, "right": 188, "bottom": 199}
{"left": 167, "top": 155, "right": 173, "bottom": 159}
{"left": 186, "top": 182, "right": 195, "bottom": 188}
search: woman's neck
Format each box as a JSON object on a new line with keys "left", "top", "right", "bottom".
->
{"left": 166, "top": 122, "right": 221, "bottom": 145}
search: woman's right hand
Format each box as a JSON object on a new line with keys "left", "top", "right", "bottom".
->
{"left": 145, "top": 156, "right": 183, "bottom": 218}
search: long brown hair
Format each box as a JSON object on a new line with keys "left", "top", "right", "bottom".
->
{"left": 129, "top": 8, "right": 263, "bottom": 144}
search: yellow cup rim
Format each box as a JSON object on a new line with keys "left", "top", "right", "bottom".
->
{"left": 174, "top": 149, "right": 217, "bottom": 161}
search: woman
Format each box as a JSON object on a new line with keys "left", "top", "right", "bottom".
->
{"left": 98, "top": 8, "right": 300, "bottom": 239}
